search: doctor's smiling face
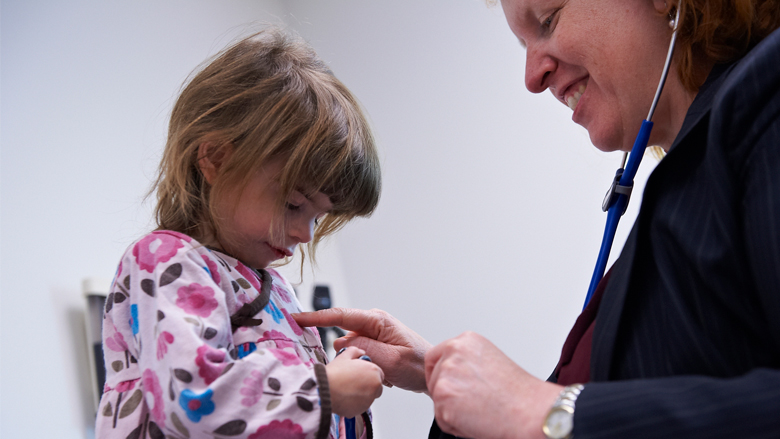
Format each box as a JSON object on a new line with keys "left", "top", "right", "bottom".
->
{"left": 501, "top": 0, "right": 687, "bottom": 152}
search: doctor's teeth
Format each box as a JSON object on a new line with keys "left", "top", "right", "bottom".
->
{"left": 567, "top": 91, "right": 583, "bottom": 110}
{"left": 567, "top": 96, "right": 577, "bottom": 110}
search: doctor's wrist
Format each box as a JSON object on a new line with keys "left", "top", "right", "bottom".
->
{"left": 542, "top": 384, "right": 584, "bottom": 439}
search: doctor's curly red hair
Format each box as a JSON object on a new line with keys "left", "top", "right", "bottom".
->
{"left": 671, "top": 0, "right": 780, "bottom": 90}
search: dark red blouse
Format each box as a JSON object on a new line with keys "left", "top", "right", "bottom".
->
{"left": 553, "top": 268, "right": 613, "bottom": 385}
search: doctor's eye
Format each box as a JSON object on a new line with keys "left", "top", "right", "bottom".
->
{"left": 541, "top": 8, "right": 561, "bottom": 32}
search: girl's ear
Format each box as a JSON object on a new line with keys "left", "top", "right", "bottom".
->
{"left": 198, "top": 142, "right": 234, "bottom": 185}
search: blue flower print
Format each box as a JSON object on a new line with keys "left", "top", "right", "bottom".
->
{"left": 237, "top": 342, "right": 257, "bottom": 359}
{"left": 265, "top": 300, "right": 284, "bottom": 324}
{"left": 179, "top": 388, "right": 215, "bottom": 422}
{"left": 130, "top": 304, "right": 139, "bottom": 335}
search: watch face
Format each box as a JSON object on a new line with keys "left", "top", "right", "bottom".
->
{"left": 544, "top": 408, "right": 573, "bottom": 439}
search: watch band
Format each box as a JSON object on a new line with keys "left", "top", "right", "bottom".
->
{"left": 542, "top": 384, "right": 584, "bottom": 439}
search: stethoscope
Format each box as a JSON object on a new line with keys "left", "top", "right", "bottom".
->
{"left": 583, "top": 6, "right": 681, "bottom": 309}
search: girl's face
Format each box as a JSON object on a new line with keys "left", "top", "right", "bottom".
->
{"left": 215, "top": 158, "right": 332, "bottom": 269}
{"left": 501, "top": 0, "right": 678, "bottom": 152}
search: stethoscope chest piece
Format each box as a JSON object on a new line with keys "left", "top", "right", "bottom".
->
{"left": 602, "top": 169, "right": 633, "bottom": 214}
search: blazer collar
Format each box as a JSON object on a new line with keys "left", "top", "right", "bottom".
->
{"left": 667, "top": 62, "right": 735, "bottom": 153}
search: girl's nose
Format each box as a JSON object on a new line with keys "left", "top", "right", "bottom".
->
{"left": 289, "top": 216, "right": 315, "bottom": 245}
{"left": 525, "top": 46, "right": 556, "bottom": 94}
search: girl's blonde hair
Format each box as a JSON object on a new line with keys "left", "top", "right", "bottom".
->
{"left": 153, "top": 26, "right": 381, "bottom": 261}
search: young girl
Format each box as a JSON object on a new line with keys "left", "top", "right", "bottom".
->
{"left": 96, "top": 27, "right": 383, "bottom": 439}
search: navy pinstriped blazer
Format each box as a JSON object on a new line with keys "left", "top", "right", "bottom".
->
{"left": 431, "top": 27, "right": 780, "bottom": 439}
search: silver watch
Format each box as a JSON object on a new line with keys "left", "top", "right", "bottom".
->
{"left": 542, "top": 384, "right": 584, "bottom": 439}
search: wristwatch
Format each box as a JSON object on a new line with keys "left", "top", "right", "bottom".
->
{"left": 542, "top": 384, "right": 584, "bottom": 439}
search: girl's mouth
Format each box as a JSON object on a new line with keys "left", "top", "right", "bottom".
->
{"left": 268, "top": 244, "right": 292, "bottom": 259}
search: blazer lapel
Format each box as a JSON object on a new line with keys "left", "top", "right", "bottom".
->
{"left": 588, "top": 63, "right": 734, "bottom": 381}
{"left": 589, "top": 225, "right": 638, "bottom": 381}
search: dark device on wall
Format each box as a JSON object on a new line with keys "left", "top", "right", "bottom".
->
{"left": 85, "top": 292, "right": 108, "bottom": 412}
{"left": 312, "top": 285, "right": 345, "bottom": 351}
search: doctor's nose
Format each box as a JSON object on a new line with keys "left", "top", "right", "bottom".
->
{"left": 525, "top": 47, "right": 556, "bottom": 94}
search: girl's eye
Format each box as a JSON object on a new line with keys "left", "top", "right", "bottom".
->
{"left": 286, "top": 203, "right": 301, "bottom": 212}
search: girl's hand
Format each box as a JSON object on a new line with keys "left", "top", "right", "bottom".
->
{"left": 294, "top": 308, "right": 432, "bottom": 393}
{"left": 326, "top": 347, "right": 385, "bottom": 418}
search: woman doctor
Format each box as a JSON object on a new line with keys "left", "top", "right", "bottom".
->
{"left": 295, "top": 0, "right": 780, "bottom": 438}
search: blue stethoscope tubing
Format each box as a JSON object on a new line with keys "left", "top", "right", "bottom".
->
{"left": 345, "top": 416, "right": 357, "bottom": 439}
{"left": 583, "top": 7, "right": 681, "bottom": 309}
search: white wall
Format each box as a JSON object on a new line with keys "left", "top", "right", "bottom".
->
{"left": 1, "top": 1, "right": 656, "bottom": 438}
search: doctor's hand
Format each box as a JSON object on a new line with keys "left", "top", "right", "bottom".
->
{"left": 293, "top": 308, "right": 432, "bottom": 393}
{"left": 425, "top": 332, "right": 563, "bottom": 439}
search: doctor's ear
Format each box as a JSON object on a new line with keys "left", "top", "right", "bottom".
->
{"left": 197, "top": 141, "right": 234, "bottom": 185}
{"left": 654, "top": 0, "right": 673, "bottom": 14}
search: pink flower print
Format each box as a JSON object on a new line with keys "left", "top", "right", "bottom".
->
{"left": 257, "top": 330, "right": 295, "bottom": 349}
{"left": 133, "top": 233, "right": 185, "bottom": 273}
{"left": 142, "top": 369, "right": 166, "bottom": 425}
{"left": 237, "top": 293, "right": 251, "bottom": 306}
{"left": 239, "top": 370, "right": 264, "bottom": 407}
{"left": 235, "top": 263, "right": 261, "bottom": 291}
{"left": 270, "top": 349, "right": 302, "bottom": 367}
{"left": 195, "top": 344, "right": 228, "bottom": 385}
{"left": 271, "top": 283, "right": 292, "bottom": 303}
{"left": 201, "top": 255, "right": 221, "bottom": 284}
{"left": 248, "top": 419, "right": 306, "bottom": 439}
{"left": 175, "top": 283, "right": 218, "bottom": 318}
{"left": 105, "top": 378, "right": 140, "bottom": 393}
{"left": 162, "top": 230, "right": 192, "bottom": 243}
{"left": 105, "top": 330, "right": 128, "bottom": 352}
{"left": 281, "top": 308, "right": 304, "bottom": 336}
{"left": 156, "top": 331, "right": 174, "bottom": 360}
{"left": 307, "top": 326, "right": 322, "bottom": 344}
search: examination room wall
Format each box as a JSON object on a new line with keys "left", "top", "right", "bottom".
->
{"left": 0, "top": 1, "right": 656, "bottom": 438}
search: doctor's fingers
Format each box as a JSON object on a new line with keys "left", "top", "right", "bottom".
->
{"left": 425, "top": 331, "right": 486, "bottom": 389}
{"left": 292, "top": 308, "right": 351, "bottom": 328}
{"left": 425, "top": 346, "right": 473, "bottom": 439}
{"left": 293, "top": 307, "right": 390, "bottom": 340}
{"left": 333, "top": 332, "right": 376, "bottom": 355}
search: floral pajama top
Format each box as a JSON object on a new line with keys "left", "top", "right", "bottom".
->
{"left": 96, "top": 231, "right": 370, "bottom": 439}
